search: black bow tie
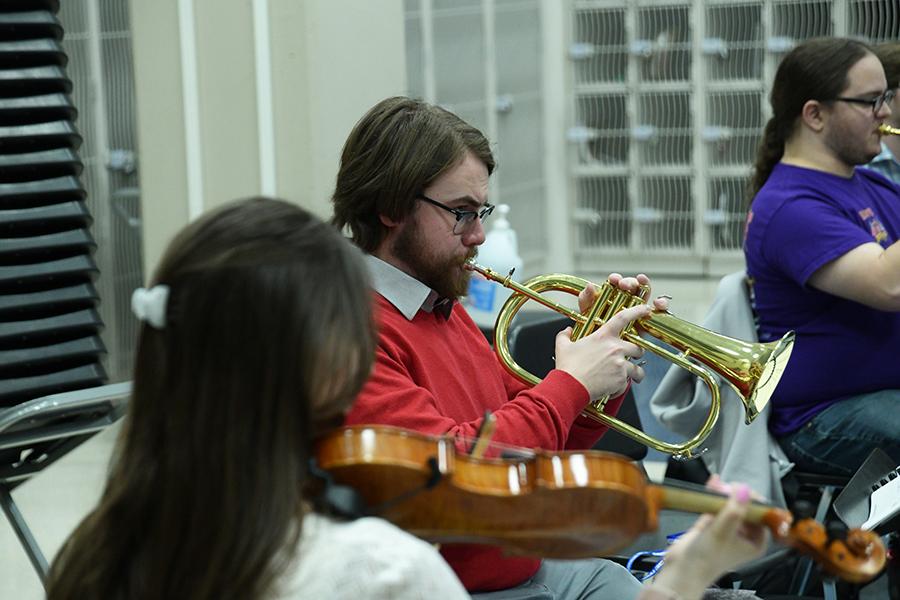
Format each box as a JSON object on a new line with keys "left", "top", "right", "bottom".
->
{"left": 433, "top": 297, "right": 453, "bottom": 320}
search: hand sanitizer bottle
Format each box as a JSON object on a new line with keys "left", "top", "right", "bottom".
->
{"left": 465, "top": 204, "right": 523, "bottom": 330}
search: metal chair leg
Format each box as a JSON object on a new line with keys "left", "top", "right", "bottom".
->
{"left": 0, "top": 486, "right": 48, "bottom": 586}
{"left": 792, "top": 483, "right": 839, "bottom": 596}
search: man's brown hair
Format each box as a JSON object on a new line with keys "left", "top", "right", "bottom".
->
{"left": 874, "top": 42, "right": 900, "bottom": 90}
{"left": 747, "top": 37, "right": 873, "bottom": 201}
{"left": 332, "top": 96, "right": 495, "bottom": 252}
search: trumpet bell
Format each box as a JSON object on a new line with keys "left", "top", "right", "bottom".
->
{"left": 638, "top": 308, "right": 795, "bottom": 426}
{"left": 740, "top": 331, "right": 794, "bottom": 423}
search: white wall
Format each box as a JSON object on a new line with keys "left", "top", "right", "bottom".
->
{"left": 0, "top": 4, "right": 406, "bottom": 597}
{"left": 129, "top": 0, "right": 407, "bottom": 277}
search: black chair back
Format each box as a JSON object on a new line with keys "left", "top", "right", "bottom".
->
{"left": 0, "top": 4, "right": 113, "bottom": 586}
{"left": 506, "top": 313, "right": 648, "bottom": 461}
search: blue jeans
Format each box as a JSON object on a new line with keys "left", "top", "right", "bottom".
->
{"left": 470, "top": 559, "right": 641, "bottom": 600}
{"left": 778, "top": 389, "right": 900, "bottom": 477}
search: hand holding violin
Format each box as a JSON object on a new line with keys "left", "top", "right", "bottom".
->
{"left": 649, "top": 478, "right": 767, "bottom": 600}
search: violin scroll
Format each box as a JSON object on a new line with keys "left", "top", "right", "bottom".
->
{"left": 775, "top": 518, "right": 886, "bottom": 583}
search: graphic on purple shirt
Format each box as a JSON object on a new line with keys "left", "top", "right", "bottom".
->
{"left": 743, "top": 163, "right": 900, "bottom": 436}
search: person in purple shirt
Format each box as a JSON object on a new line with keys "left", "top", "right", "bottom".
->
{"left": 744, "top": 37, "right": 900, "bottom": 477}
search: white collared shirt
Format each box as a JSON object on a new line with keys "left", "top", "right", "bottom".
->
{"left": 365, "top": 255, "right": 453, "bottom": 321}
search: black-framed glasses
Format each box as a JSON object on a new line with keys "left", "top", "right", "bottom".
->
{"left": 831, "top": 89, "right": 896, "bottom": 115}
{"left": 417, "top": 194, "right": 495, "bottom": 234}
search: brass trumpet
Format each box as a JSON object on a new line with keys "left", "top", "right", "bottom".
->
{"left": 879, "top": 124, "right": 900, "bottom": 136}
{"left": 467, "top": 261, "right": 795, "bottom": 460}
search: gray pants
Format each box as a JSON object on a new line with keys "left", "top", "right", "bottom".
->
{"left": 470, "top": 558, "right": 642, "bottom": 600}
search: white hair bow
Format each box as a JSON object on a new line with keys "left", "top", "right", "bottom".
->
{"left": 131, "top": 285, "right": 170, "bottom": 329}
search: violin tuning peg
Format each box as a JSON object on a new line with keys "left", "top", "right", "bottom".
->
{"left": 844, "top": 529, "right": 874, "bottom": 557}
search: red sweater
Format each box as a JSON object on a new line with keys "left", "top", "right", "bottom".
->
{"left": 345, "top": 294, "right": 625, "bottom": 592}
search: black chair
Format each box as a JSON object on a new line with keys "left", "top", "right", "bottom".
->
{"left": 0, "top": 3, "right": 127, "bottom": 587}
{"left": 0, "top": 382, "right": 130, "bottom": 583}
{"left": 505, "top": 312, "right": 647, "bottom": 461}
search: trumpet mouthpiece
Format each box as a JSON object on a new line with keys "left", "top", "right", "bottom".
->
{"left": 878, "top": 124, "right": 900, "bottom": 136}
{"left": 465, "top": 261, "right": 515, "bottom": 287}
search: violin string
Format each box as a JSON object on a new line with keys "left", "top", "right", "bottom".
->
{"left": 453, "top": 434, "right": 537, "bottom": 458}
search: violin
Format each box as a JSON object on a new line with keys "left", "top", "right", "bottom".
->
{"left": 315, "top": 425, "right": 887, "bottom": 584}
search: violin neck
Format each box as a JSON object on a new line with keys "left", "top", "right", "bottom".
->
{"left": 657, "top": 481, "right": 772, "bottom": 524}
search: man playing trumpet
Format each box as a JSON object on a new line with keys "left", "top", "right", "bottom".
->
{"left": 332, "top": 96, "right": 766, "bottom": 600}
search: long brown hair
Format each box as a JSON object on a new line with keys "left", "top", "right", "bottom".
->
{"left": 47, "top": 197, "right": 375, "bottom": 600}
{"left": 331, "top": 96, "right": 495, "bottom": 252}
{"left": 747, "top": 37, "right": 873, "bottom": 201}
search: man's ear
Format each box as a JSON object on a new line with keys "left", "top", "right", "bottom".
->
{"left": 799, "top": 99, "right": 827, "bottom": 133}
{"left": 379, "top": 213, "right": 401, "bottom": 228}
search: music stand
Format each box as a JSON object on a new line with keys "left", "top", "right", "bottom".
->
{"left": 834, "top": 447, "right": 900, "bottom": 533}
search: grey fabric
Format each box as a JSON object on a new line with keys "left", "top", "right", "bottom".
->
{"left": 701, "top": 590, "right": 761, "bottom": 600}
{"left": 470, "top": 558, "right": 642, "bottom": 600}
{"left": 649, "top": 271, "right": 793, "bottom": 507}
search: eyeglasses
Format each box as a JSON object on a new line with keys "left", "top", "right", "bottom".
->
{"left": 831, "top": 89, "right": 897, "bottom": 115}
{"left": 417, "top": 194, "right": 495, "bottom": 235}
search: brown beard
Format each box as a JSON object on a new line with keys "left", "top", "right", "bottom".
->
{"left": 824, "top": 119, "right": 882, "bottom": 167}
{"left": 392, "top": 219, "right": 477, "bottom": 300}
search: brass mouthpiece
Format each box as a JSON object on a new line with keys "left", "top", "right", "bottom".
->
{"left": 878, "top": 124, "right": 900, "bottom": 136}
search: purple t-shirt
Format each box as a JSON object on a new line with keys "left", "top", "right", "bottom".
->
{"left": 744, "top": 162, "right": 900, "bottom": 436}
